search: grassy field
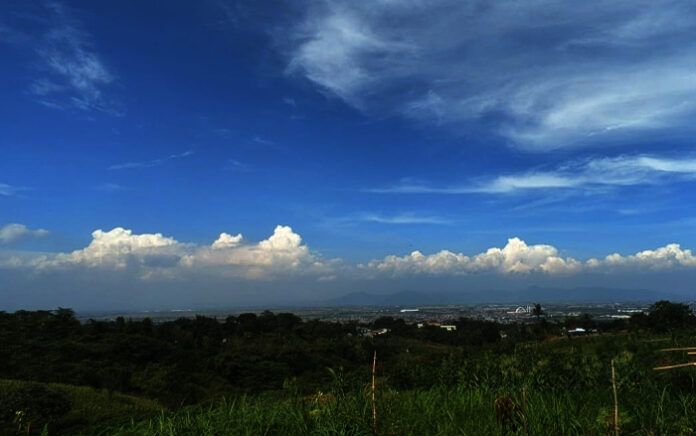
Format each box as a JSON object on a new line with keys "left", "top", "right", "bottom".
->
{"left": 109, "top": 334, "right": 696, "bottom": 435}
{"left": 109, "top": 382, "right": 696, "bottom": 435}
{"left": 0, "top": 379, "right": 161, "bottom": 435}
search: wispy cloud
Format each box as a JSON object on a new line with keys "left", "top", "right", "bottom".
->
{"left": 358, "top": 213, "right": 452, "bottom": 225}
{"left": 330, "top": 212, "right": 453, "bottom": 226}
{"left": 282, "top": 1, "right": 696, "bottom": 149}
{"left": 0, "top": 183, "right": 29, "bottom": 197}
{"left": 282, "top": 97, "right": 296, "bottom": 107}
{"left": 252, "top": 136, "right": 274, "bottom": 146}
{"left": 369, "top": 155, "right": 696, "bottom": 195}
{"left": 213, "top": 128, "right": 233, "bottom": 137}
{"left": 0, "top": 223, "right": 49, "bottom": 244}
{"left": 226, "top": 159, "right": 253, "bottom": 172}
{"left": 94, "top": 183, "right": 127, "bottom": 192}
{"left": 27, "top": 2, "right": 119, "bottom": 114}
{"left": 109, "top": 150, "right": 194, "bottom": 171}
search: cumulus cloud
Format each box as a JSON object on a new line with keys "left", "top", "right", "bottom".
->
{"left": 588, "top": 244, "right": 696, "bottom": 271}
{"left": 0, "top": 224, "right": 49, "bottom": 244}
{"left": 212, "top": 232, "right": 243, "bottom": 249}
{"left": 364, "top": 237, "right": 581, "bottom": 276}
{"left": 370, "top": 155, "right": 696, "bottom": 194}
{"left": 0, "top": 225, "right": 332, "bottom": 281}
{"left": 365, "top": 238, "right": 696, "bottom": 277}
{"left": 48, "top": 227, "right": 180, "bottom": 269}
{"left": 4, "top": 227, "right": 696, "bottom": 284}
{"left": 182, "top": 225, "right": 330, "bottom": 279}
{"left": 282, "top": 0, "right": 696, "bottom": 148}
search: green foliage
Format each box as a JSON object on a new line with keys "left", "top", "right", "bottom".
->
{"left": 647, "top": 300, "right": 696, "bottom": 332}
{"left": 0, "top": 382, "right": 70, "bottom": 434}
{"left": 0, "top": 379, "right": 160, "bottom": 435}
{"left": 2, "top": 304, "right": 696, "bottom": 434}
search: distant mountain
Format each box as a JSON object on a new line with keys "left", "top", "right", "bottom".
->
{"left": 327, "top": 286, "right": 685, "bottom": 306}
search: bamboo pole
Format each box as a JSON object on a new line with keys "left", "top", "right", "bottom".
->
{"left": 611, "top": 359, "right": 619, "bottom": 436}
{"left": 660, "top": 347, "right": 696, "bottom": 352}
{"left": 372, "top": 350, "right": 377, "bottom": 431}
{"left": 653, "top": 362, "right": 696, "bottom": 371}
{"left": 522, "top": 387, "right": 528, "bottom": 436}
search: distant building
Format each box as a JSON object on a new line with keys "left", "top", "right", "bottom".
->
{"left": 566, "top": 327, "right": 598, "bottom": 336}
{"left": 358, "top": 327, "right": 389, "bottom": 338}
{"left": 506, "top": 305, "right": 531, "bottom": 315}
{"left": 415, "top": 322, "right": 456, "bottom": 331}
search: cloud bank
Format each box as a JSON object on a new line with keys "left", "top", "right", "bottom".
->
{"left": 4, "top": 225, "right": 332, "bottom": 281}
{"left": 3, "top": 226, "right": 696, "bottom": 281}
{"left": 4, "top": 224, "right": 696, "bottom": 309}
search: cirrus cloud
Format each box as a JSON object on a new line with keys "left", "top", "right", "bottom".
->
{"left": 282, "top": 0, "right": 696, "bottom": 149}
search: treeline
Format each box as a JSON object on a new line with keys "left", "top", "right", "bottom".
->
{"left": 0, "top": 308, "right": 505, "bottom": 406}
{"left": 0, "top": 301, "right": 694, "bottom": 408}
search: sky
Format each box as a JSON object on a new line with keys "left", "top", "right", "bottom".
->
{"left": 1, "top": 0, "right": 696, "bottom": 310}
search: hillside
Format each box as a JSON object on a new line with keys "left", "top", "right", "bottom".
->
{"left": 1, "top": 303, "right": 695, "bottom": 435}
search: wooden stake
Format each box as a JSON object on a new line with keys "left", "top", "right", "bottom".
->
{"left": 653, "top": 362, "right": 696, "bottom": 371}
{"left": 611, "top": 359, "right": 619, "bottom": 436}
{"left": 372, "top": 350, "right": 377, "bottom": 431}
{"left": 522, "top": 387, "right": 528, "bottom": 436}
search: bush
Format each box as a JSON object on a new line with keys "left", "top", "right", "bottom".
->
{"left": 0, "top": 383, "right": 71, "bottom": 432}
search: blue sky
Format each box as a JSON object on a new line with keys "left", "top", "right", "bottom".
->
{"left": 1, "top": 1, "right": 696, "bottom": 310}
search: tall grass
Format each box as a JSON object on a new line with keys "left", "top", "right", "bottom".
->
{"left": 10, "top": 332, "right": 696, "bottom": 435}
{"left": 110, "top": 378, "right": 696, "bottom": 435}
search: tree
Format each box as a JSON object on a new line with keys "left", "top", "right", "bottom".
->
{"left": 647, "top": 300, "right": 696, "bottom": 332}
{"left": 531, "top": 303, "right": 545, "bottom": 320}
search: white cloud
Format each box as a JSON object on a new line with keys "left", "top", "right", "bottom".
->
{"left": 370, "top": 155, "right": 696, "bottom": 194}
{"left": 252, "top": 136, "right": 274, "bottom": 146}
{"left": 3, "top": 225, "right": 332, "bottom": 280}
{"left": 0, "top": 183, "right": 29, "bottom": 197}
{"left": 212, "top": 232, "right": 243, "bottom": 249}
{"left": 283, "top": 1, "right": 696, "bottom": 148}
{"left": 109, "top": 150, "right": 193, "bottom": 170}
{"left": 364, "top": 237, "right": 581, "bottom": 276}
{"left": 588, "top": 244, "right": 696, "bottom": 271}
{"left": 49, "top": 227, "right": 180, "bottom": 269}
{"left": 0, "top": 184, "right": 16, "bottom": 196}
{"left": 93, "top": 183, "right": 127, "bottom": 192}
{"left": 4, "top": 227, "right": 696, "bottom": 282}
{"left": 30, "top": 2, "right": 118, "bottom": 113}
{"left": 366, "top": 238, "right": 696, "bottom": 277}
{"left": 355, "top": 213, "right": 452, "bottom": 225}
{"left": 0, "top": 224, "right": 49, "bottom": 244}
{"left": 182, "top": 225, "right": 329, "bottom": 279}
